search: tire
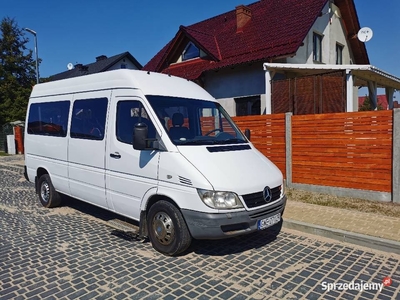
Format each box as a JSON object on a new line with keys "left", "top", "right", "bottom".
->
{"left": 38, "top": 174, "right": 61, "bottom": 208}
{"left": 147, "top": 200, "right": 192, "bottom": 256}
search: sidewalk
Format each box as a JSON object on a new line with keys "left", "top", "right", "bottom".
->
{"left": 284, "top": 199, "right": 400, "bottom": 254}
{"left": 2, "top": 154, "right": 400, "bottom": 254}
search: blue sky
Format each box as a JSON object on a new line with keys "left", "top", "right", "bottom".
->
{"left": 2, "top": 0, "right": 400, "bottom": 98}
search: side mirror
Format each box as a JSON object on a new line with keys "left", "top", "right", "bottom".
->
{"left": 133, "top": 122, "right": 148, "bottom": 150}
{"left": 244, "top": 129, "right": 251, "bottom": 141}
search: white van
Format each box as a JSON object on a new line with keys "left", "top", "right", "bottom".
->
{"left": 24, "top": 69, "right": 286, "bottom": 255}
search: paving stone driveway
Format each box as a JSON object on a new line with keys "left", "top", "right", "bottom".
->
{"left": 0, "top": 160, "right": 399, "bottom": 299}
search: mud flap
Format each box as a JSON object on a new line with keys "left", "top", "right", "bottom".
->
{"left": 138, "top": 210, "right": 148, "bottom": 238}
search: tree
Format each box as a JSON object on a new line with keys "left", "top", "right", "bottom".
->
{"left": 358, "top": 95, "right": 383, "bottom": 111}
{"left": 0, "top": 17, "right": 37, "bottom": 126}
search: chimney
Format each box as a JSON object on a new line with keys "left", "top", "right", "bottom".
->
{"left": 236, "top": 5, "right": 252, "bottom": 33}
{"left": 96, "top": 55, "right": 108, "bottom": 62}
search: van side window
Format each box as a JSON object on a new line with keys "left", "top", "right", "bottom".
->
{"left": 116, "top": 101, "right": 156, "bottom": 144}
{"left": 70, "top": 98, "right": 108, "bottom": 140}
{"left": 27, "top": 101, "right": 70, "bottom": 137}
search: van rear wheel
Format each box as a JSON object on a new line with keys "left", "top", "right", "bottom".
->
{"left": 38, "top": 174, "right": 61, "bottom": 208}
{"left": 147, "top": 200, "right": 191, "bottom": 256}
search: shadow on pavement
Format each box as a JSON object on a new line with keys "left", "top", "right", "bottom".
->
{"left": 59, "top": 194, "right": 283, "bottom": 256}
{"left": 60, "top": 194, "right": 140, "bottom": 230}
{"left": 188, "top": 221, "right": 282, "bottom": 256}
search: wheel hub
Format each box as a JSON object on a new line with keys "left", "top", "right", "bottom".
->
{"left": 40, "top": 182, "right": 50, "bottom": 203}
{"left": 152, "top": 212, "right": 174, "bottom": 245}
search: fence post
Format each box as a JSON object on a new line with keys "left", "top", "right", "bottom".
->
{"left": 285, "top": 112, "right": 293, "bottom": 188}
{"left": 393, "top": 108, "right": 400, "bottom": 203}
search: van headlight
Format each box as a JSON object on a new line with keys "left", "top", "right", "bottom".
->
{"left": 197, "top": 189, "right": 243, "bottom": 209}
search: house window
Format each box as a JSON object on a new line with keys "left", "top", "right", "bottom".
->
{"left": 235, "top": 96, "right": 261, "bottom": 116}
{"left": 121, "top": 64, "right": 126, "bottom": 69}
{"left": 182, "top": 42, "right": 200, "bottom": 61}
{"left": 336, "top": 44, "right": 343, "bottom": 65}
{"left": 313, "top": 33, "right": 323, "bottom": 62}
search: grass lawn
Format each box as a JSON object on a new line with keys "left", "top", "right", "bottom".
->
{"left": 0, "top": 151, "right": 9, "bottom": 156}
{"left": 287, "top": 188, "right": 400, "bottom": 218}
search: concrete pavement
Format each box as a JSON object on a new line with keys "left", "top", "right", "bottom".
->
{"left": 284, "top": 201, "right": 400, "bottom": 255}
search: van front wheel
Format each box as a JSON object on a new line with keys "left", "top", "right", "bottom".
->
{"left": 38, "top": 174, "right": 61, "bottom": 208}
{"left": 147, "top": 201, "right": 191, "bottom": 256}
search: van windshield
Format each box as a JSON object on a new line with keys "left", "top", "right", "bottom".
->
{"left": 146, "top": 95, "right": 248, "bottom": 146}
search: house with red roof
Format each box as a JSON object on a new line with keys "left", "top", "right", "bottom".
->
{"left": 144, "top": 0, "right": 400, "bottom": 115}
{"left": 51, "top": 52, "right": 142, "bottom": 81}
{"left": 358, "top": 95, "right": 389, "bottom": 110}
{"left": 358, "top": 95, "right": 399, "bottom": 110}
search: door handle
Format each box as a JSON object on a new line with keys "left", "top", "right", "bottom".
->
{"left": 110, "top": 153, "right": 121, "bottom": 159}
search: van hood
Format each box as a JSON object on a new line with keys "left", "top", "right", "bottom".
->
{"left": 177, "top": 144, "right": 283, "bottom": 196}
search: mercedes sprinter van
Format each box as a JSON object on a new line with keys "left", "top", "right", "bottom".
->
{"left": 24, "top": 69, "right": 286, "bottom": 255}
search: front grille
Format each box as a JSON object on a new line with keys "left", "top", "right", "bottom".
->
{"left": 249, "top": 202, "right": 285, "bottom": 219}
{"left": 242, "top": 186, "right": 281, "bottom": 208}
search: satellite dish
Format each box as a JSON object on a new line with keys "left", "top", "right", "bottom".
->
{"left": 67, "top": 63, "right": 74, "bottom": 70}
{"left": 357, "top": 27, "right": 373, "bottom": 42}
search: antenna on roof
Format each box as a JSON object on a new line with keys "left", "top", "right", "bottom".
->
{"left": 357, "top": 27, "right": 373, "bottom": 42}
{"left": 67, "top": 63, "right": 74, "bottom": 70}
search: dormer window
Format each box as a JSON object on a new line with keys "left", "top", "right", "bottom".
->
{"left": 182, "top": 42, "right": 200, "bottom": 61}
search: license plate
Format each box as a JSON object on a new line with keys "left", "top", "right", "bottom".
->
{"left": 258, "top": 213, "right": 281, "bottom": 230}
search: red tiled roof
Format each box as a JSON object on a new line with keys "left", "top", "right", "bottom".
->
{"left": 183, "top": 26, "right": 221, "bottom": 60}
{"left": 144, "top": 0, "right": 329, "bottom": 79}
{"left": 358, "top": 95, "right": 389, "bottom": 109}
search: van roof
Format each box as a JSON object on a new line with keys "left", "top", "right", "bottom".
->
{"left": 30, "top": 69, "right": 215, "bottom": 101}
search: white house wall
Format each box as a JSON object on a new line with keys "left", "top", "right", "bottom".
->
{"left": 218, "top": 94, "right": 267, "bottom": 117}
{"left": 218, "top": 98, "right": 236, "bottom": 116}
{"left": 287, "top": 2, "right": 353, "bottom": 65}
{"left": 204, "top": 64, "right": 265, "bottom": 99}
{"left": 203, "top": 64, "right": 265, "bottom": 116}
{"left": 285, "top": 2, "right": 359, "bottom": 111}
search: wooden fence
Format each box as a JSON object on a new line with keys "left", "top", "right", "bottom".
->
{"left": 291, "top": 111, "right": 393, "bottom": 193}
{"left": 232, "top": 110, "right": 395, "bottom": 199}
{"left": 232, "top": 114, "right": 286, "bottom": 178}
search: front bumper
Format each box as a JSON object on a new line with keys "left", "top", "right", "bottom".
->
{"left": 181, "top": 195, "right": 286, "bottom": 239}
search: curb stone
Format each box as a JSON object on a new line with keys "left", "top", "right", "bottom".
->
{"left": 283, "top": 219, "right": 400, "bottom": 255}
